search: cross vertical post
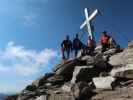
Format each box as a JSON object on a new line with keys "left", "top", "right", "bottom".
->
{"left": 80, "top": 8, "right": 98, "bottom": 40}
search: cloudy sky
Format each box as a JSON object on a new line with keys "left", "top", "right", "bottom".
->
{"left": 0, "top": 0, "right": 133, "bottom": 93}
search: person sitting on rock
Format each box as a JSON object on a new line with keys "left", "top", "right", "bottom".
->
{"left": 100, "top": 31, "right": 110, "bottom": 52}
{"left": 61, "top": 35, "right": 72, "bottom": 60}
{"left": 86, "top": 36, "right": 96, "bottom": 56}
{"left": 73, "top": 34, "right": 83, "bottom": 57}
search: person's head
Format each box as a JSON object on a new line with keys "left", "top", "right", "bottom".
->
{"left": 66, "top": 35, "right": 69, "bottom": 40}
{"left": 76, "top": 34, "right": 79, "bottom": 38}
{"left": 88, "top": 36, "right": 92, "bottom": 40}
{"left": 102, "top": 31, "right": 108, "bottom": 36}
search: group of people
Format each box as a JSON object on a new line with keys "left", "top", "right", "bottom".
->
{"left": 61, "top": 31, "right": 117, "bottom": 60}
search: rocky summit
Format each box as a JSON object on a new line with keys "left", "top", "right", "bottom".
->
{"left": 6, "top": 41, "right": 133, "bottom": 100}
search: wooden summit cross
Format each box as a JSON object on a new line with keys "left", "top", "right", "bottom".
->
{"left": 80, "top": 8, "right": 98, "bottom": 39}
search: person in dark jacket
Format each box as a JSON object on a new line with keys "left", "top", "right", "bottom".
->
{"left": 73, "top": 34, "right": 82, "bottom": 57}
{"left": 100, "top": 31, "right": 110, "bottom": 52}
{"left": 61, "top": 35, "right": 72, "bottom": 60}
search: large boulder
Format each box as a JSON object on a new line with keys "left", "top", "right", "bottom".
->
{"left": 103, "top": 48, "right": 117, "bottom": 56}
{"left": 46, "top": 75, "right": 65, "bottom": 86}
{"left": 115, "top": 70, "right": 133, "bottom": 79}
{"left": 111, "top": 64, "right": 133, "bottom": 79}
{"left": 36, "top": 95, "right": 47, "bottom": 100}
{"left": 61, "top": 83, "right": 72, "bottom": 93}
{"left": 25, "top": 85, "right": 37, "bottom": 91}
{"left": 109, "top": 47, "right": 133, "bottom": 66}
{"left": 53, "top": 60, "right": 73, "bottom": 72}
{"left": 38, "top": 73, "right": 55, "bottom": 86}
{"left": 55, "top": 59, "right": 86, "bottom": 81}
{"left": 71, "top": 82, "right": 96, "bottom": 100}
{"left": 93, "top": 54, "right": 108, "bottom": 68}
{"left": 85, "top": 54, "right": 112, "bottom": 71}
{"left": 18, "top": 91, "right": 36, "bottom": 100}
{"left": 71, "top": 66, "right": 101, "bottom": 84}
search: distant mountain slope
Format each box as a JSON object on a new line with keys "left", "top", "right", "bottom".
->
{"left": 0, "top": 93, "right": 7, "bottom": 100}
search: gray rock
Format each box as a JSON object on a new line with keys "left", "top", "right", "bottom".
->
{"left": 46, "top": 75, "right": 65, "bottom": 86}
{"left": 18, "top": 91, "right": 36, "bottom": 100}
{"left": 71, "top": 61, "right": 110, "bottom": 84}
{"left": 111, "top": 64, "right": 133, "bottom": 77}
{"left": 36, "top": 95, "right": 48, "bottom": 100}
{"left": 109, "top": 48, "right": 133, "bottom": 66}
{"left": 93, "top": 76, "right": 115, "bottom": 89}
{"left": 62, "top": 83, "right": 72, "bottom": 93}
{"left": 71, "top": 82, "right": 95, "bottom": 100}
{"left": 71, "top": 66, "right": 92, "bottom": 84}
{"left": 25, "top": 85, "right": 37, "bottom": 92}
{"left": 128, "top": 41, "right": 133, "bottom": 49}
{"left": 53, "top": 60, "right": 72, "bottom": 72}
{"left": 38, "top": 73, "right": 55, "bottom": 86}
{"left": 86, "top": 56, "right": 95, "bottom": 65}
{"left": 55, "top": 59, "right": 86, "bottom": 81}
{"left": 103, "top": 48, "right": 117, "bottom": 56}
{"left": 95, "top": 45, "right": 102, "bottom": 54}
{"left": 81, "top": 55, "right": 93, "bottom": 61}
{"left": 114, "top": 69, "right": 133, "bottom": 79}
{"left": 48, "top": 94, "right": 74, "bottom": 100}
{"left": 32, "top": 80, "right": 40, "bottom": 87}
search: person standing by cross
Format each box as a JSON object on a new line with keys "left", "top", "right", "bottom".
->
{"left": 61, "top": 35, "right": 72, "bottom": 60}
{"left": 72, "top": 34, "right": 83, "bottom": 57}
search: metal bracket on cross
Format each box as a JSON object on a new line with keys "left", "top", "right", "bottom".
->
{"left": 80, "top": 8, "right": 98, "bottom": 39}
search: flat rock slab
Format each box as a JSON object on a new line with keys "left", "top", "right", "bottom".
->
{"left": 109, "top": 48, "right": 133, "bottom": 66}
{"left": 92, "top": 87, "right": 133, "bottom": 100}
{"left": 36, "top": 95, "right": 48, "bottom": 100}
{"left": 36, "top": 94, "right": 74, "bottom": 100}
{"left": 93, "top": 76, "right": 115, "bottom": 89}
{"left": 111, "top": 64, "right": 133, "bottom": 79}
{"left": 115, "top": 70, "right": 133, "bottom": 79}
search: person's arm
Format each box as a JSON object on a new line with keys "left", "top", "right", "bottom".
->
{"left": 61, "top": 41, "right": 64, "bottom": 48}
{"left": 100, "top": 37, "right": 103, "bottom": 44}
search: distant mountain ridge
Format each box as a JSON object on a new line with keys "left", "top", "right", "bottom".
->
{"left": 0, "top": 93, "right": 7, "bottom": 100}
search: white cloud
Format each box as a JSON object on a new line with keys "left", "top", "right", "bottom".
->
{"left": 0, "top": 41, "right": 59, "bottom": 76}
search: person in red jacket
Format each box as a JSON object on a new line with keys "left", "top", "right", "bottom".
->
{"left": 100, "top": 31, "right": 110, "bottom": 52}
{"left": 86, "top": 36, "right": 96, "bottom": 55}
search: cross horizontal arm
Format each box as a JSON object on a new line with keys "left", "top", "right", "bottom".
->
{"left": 80, "top": 21, "right": 87, "bottom": 29}
{"left": 88, "top": 9, "right": 98, "bottom": 21}
{"left": 80, "top": 9, "right": 98, "bottom": 29}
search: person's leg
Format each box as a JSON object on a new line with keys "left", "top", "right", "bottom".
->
{"left": 67, "top": 50, "right": 70, "bottom": 59}
{"left": 62, "top": 49, "right": 65, "bottom": 59}
{"left": 86, "top": 47, "right": 90, "bottom": 55}
{"left": 105, "top": 44, "right": 109, "bottom": 51}
{"left": 89, "top": 47, "right": 95, "bottom": 56}
{"left": 102, "top": 44, "right": 106, "bottom": 53}
{"left": 63, "top": 50, "right": 66, "bottom": 59}
{"left": 75, "top": 48, "right": 78, "bottom": 58}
